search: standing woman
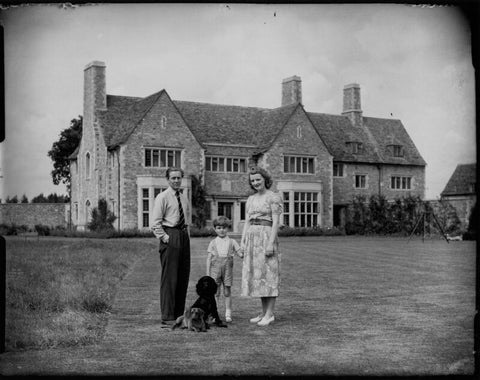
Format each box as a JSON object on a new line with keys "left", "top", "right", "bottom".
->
{"left": 240, "top": 166, "right": 283, "bottom": 326}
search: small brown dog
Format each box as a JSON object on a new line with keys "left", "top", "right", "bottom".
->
{"left": 172, "top": 307, "right": 207, "bottom": 332}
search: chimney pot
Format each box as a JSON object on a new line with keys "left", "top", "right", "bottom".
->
{"left": 282, "top": 76, "right": 302, "bottom": 106}
{"left": 342, "top": 83, "right": 362, "bottom": 127}
{"left": 84, "top": 61, "right": 107, "bottom": 114}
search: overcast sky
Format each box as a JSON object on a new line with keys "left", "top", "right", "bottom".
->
{"left": 0, "top": 3, "right": 475, "bottom": 200}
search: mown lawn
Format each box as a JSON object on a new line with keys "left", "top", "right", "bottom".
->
{"left": 2, "top": 235, "right": 476, "bottom": 376}
{"left": 5, "top": 237, "right": 149, "bottom": 350}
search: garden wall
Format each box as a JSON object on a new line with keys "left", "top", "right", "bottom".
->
{"left": 0, "top": 203, "right": 70, "bottom": 229}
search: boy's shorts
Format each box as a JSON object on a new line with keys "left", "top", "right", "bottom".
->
{"left": 209, "top": 255, "right": 234, "bottom": 287}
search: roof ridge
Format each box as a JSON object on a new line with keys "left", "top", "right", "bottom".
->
{"left": 107, "top": 94, "right": 141, "bottom": 99}
{"left": 308, "top": 110, "right": 348, "bottom": 118}
{"left": 173, "top": 99, "right": 270, "bottom": 111}
{"left": 362, "top": 115, "right": 401, "bottom": 122}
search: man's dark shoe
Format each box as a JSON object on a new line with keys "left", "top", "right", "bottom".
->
{"left": 160, "top": 319, "right": 175, "bottom": 328}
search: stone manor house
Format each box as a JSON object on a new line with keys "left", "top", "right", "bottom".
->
{"left": 69, "top": 61, "right": 426, "bottom": 232}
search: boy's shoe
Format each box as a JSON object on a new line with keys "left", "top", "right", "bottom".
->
{"left": 225, "top": 311, "right": 232, "bottom": 323}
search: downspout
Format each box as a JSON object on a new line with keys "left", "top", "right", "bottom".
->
{"left": 377, "top": 164, "right": 382, "bottom": 197}
{"left": 68, "top": 162, "right": 72, "bottom": 231}
{"left": 117, "top": 148, "right": 121, "bottom": 230}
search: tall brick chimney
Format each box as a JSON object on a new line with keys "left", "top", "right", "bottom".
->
{"left": 84, "top": 61, "right": 107, "bottom": 122}
{"left": 282, "top": 76, "right": 302, "bottom": 106}
{"left": 342, "top": 83, "right": 363, "bottom": 127}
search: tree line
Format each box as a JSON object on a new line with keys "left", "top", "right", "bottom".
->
{"left": 2, "top": 193, "right": 69, "bottom": 204}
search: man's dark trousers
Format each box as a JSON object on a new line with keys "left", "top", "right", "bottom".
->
{"left": 159, "top": 227, "right": 190, "bottom": 321}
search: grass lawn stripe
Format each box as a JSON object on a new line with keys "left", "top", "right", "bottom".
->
{"left": 1, "top": 236, "right": 475, "bottom": 376}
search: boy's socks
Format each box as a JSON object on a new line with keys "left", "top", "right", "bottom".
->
{"left": 225, "top": 296, "right": 232, "bottom": 322}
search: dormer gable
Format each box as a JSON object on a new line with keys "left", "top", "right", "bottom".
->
{"left": 346, "top": 141, "right": 364, "bottom": 155}
{"left": 387, "top": 144, "right": 405, "bottom": 158}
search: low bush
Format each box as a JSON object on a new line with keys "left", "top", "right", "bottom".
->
{"left": 278, "top": 226, "right": 344, "bottom": 237}
{"left": 189, "top": 227, "right": 216, "bottom": 237}
{"left": 35, "top": 224, "right": 51, "bottom": 236}
{"left": 0, "top": 223, "right": 29, "bottom": 235}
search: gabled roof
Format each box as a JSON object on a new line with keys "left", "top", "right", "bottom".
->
{"left": 363, "top": 117, "right": 426, "bottom": 166}
{"left": 441, "top": 163, "right": 477, "bottom": 196}
{"left": 173, "top": 100, "right": 267, "bottom": 148}
{"left": 98, "top": 93, "right": 159, "bottom": 148}
{"left": 173, "top": 101, "right": 301, "bottom": 153}
{"left": 307, "top": 112, "right": 426, "bottom": 166}
{"left": 308, "top": 112, "right": 382, "bottom": 163}
{"left": 96, "top": 93, "right": 301, "bottom": 153}
{"left": 81, "top": 88, "right": 425, "bottom": 168}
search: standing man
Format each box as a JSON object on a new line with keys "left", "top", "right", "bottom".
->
{"left": 151, "top": 167, "right": 191, "bottom": 326}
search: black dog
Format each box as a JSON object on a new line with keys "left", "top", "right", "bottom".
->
{"left": 191, "top": 276, "right": 227, "bottom": 329}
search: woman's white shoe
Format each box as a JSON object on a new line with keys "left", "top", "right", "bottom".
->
{"left": 257, "top": 315, "right": 274, "bottom": 326}
{"left": 249, "top": 315, "right": 264, "bottom": 323}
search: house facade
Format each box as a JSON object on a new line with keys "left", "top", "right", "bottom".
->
{"left": 70, "top": 61, "right": 426, "bottom": 232}
{"left": 440, "top": 163, "right": 476, "bottom": 228}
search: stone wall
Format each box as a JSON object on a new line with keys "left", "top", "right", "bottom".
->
{"left": 437, "top": 195, "right": 476, "bottom": 229}
{"left": 0, "top": 203, "right": 70, "bottom": 229}
{"left": 333, "top": 163, "right": 425, "bottom": 204}
{"left": 260, "top": 106, "right": 334, "bottom": 228}
{"left": 120, "top": 92, "right": 204, "bottom": 230}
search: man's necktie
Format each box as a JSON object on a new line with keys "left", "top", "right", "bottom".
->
{"left": 175, "top": 190, "right": 186, "bottom": 228}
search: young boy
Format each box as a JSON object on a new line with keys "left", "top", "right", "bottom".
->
{"left": 206, "top": 216, "right": 243, "bottom": 323}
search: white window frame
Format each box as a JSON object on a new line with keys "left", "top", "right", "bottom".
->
{"left": 140, "top": 186, "right": 168, "bottom": 228}
{"left": 333, "top": 163, "right": 345, "bottom": 177}
{"left": 282, "top": 190, "right": 320, "bottom": 227}
{"left": 85, "top": 200, "right": 91, "bottom": 223}
{"left": 389, "top": 145, "right": 404, "bottom": 157}
{"left": 144, "top": 148, "right": 182, "bottom": 168}
{"left": 205, "top": 156, "right": 247, "bottom": 173}
{"left": 391, "top": 176, "right": 412, "bottom": 190}
{"left": 347, "top": 142, "right": 364, "bottom": 155}
{"left": 283, "top": 155, "right": 315, "bottom": 174}
{"left": 355, "top": 174, "right": 367, "bottom": 189}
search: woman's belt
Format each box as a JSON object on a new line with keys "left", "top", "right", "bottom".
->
{"left": 249, "top": 219, "right": 273, "bottom": 227}
{"left": 164, "top": 225, "right": 188, "bottom": 231}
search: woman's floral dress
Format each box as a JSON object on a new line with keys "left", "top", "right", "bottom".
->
{"left": 241, "top": 190, "right": 283, "bottom": 297}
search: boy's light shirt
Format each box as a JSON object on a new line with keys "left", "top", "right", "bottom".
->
{"left": 209, "top": 236, "right": 241, "bottom": 257}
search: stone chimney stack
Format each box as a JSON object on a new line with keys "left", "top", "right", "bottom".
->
{"left": 342, "top": 83, "right": 363, "bottom": 127}
{"left": 282, "top": 76, "right": 302, "bottom": 106}
{"left": 84, "top": 61, "right": 107, "bottom": 123}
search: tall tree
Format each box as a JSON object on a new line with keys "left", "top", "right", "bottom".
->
{"left": 48, "top": 116, "right": 82, "bottom": 193}
{"left": 20, "top": 194, "right": 29, "bottom": 203}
